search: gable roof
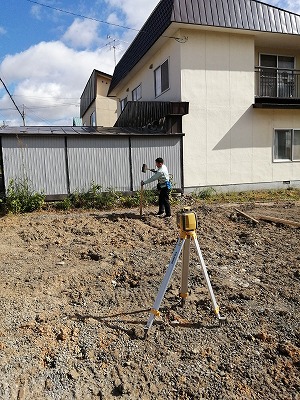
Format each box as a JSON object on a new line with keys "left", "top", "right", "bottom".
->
{"left": 108, "top": 0, "right": 300, "bottom": 95}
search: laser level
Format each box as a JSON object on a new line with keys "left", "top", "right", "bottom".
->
{"left": 144, "top": 207, "right": 226, "bottom": 335}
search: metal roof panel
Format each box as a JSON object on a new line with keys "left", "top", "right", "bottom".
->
{"left": 108, "top": 0, "right": 300, "bottom": 95}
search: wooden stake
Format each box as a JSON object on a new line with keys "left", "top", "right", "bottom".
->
{"left": 234, "top": 208, "right": 259, "bottom": 224}
{"left": 256, "top": 215, "right": 300, "bottom": 228}
{"left": 139, "top": 185, "right": 144, "bottom": 217}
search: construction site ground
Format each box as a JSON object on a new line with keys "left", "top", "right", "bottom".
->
{"left": 0, "top": 199, "right": 299, "bottom": 400}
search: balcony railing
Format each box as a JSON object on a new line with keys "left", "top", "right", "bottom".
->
{"left": 255, "top": 66, "right": 300, "bottom": 99}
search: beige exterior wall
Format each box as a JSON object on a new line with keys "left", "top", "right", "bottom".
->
{"left": 82, "top": 74, "right": 117, "bottom": 127}
{"left": 112, "top": 27, "right": 300, "bottom": 190}
{"left": 115, "top": 38, "right": 182, "bottom": 114}
{"left": 82, "top": 97, "right": 117, "bottom": 127}
{"left": 180, "top": 29, "right": 300, "bottom": 189}
{"left": 96, "top": 97, "right": 117, "bottom": 126}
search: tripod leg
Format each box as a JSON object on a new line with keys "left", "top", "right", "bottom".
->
{"left": 144, "top": 238, "right": 185, "bottom": 332}
{"left": 194, "top": 236, "right": 225, "bottom": 321}
{"left": 180, "top": 237, "right": 191, "bottom": 306}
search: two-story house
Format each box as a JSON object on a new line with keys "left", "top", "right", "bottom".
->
{"left": 108, "top": 0, "right": 300, "bottom": 192}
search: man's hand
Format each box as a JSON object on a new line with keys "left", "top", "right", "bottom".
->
{"left": 141, "top": 180, "right": 145, "bottom": 186}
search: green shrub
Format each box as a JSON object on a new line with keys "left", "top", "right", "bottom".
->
{"left": 55, "top": 197, "right": 72, "bottom": 211}
{"left": 119, "top": 192, "right": 141, "bottom": 208}
{"left": 5, "top": 178, "right": 45, "bottom": 213}
{"left": 192, "top": 187, "right": 217, "bottom": 200}
{"left": 69, "top": 183, "right": 121, "bottom": 210}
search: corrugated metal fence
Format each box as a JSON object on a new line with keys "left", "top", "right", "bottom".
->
{"left": 1, "top": 134, "right": 183, "bottom": 197}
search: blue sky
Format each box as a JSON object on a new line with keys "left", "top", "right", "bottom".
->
{"left": 0, "top": 0, "right": 300, "bottom": 126}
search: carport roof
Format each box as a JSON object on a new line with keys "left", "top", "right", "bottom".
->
{"left": 0, "top": 126, "right": 184, "bottom": 136}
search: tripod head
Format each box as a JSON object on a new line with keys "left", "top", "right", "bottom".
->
{"left": 177, "top": 207, "right": 197, "bottom": 232}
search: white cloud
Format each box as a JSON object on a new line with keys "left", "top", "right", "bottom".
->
{"left": 0, "top": 26, "right": 6, "bottom": 35}
{"left": 0, "top": 41, "right": 115, "bottom": 125}
{"left": 104, "top": 0, "right": 160, "bottom": 30}
{"left": 263, "top": 0, "right": 300, "bottom": 14}
{"left": 62, "top": 18, "right": 100, "bottom": 49}
{"left": 30, "top": 4, "right": 43, "bottom": 20}
{"left": 284, "top": 1, "right": 300, "bottom": 13}
{"left": 0, "top": 0, "right": 162, "bottom": 126}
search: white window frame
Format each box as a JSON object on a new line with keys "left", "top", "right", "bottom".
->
{"left": 132, "top": 84, "right": 142, "bottom": 101}
{"left": 273, "top": 129, "right": 300, "bottom": 162}
{"left": 154, "top": 59, "right": 169, "bottom": 97}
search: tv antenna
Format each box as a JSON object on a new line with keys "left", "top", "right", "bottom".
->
{"left": 107, "top": 36, "right": 129, "bottom": 66}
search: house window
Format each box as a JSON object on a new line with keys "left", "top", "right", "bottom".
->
{"left": 90, "top": 111, "right": 96, "bottom": 126}
{"left": 132, "top": 85, "right": 142, "bottom": 101}
{"left": 120, "top": 97, "right": 127, "bottom": 112}
{"left": 260, "top": 54, "right": 295, "bottom": 98}
{"left": 274, "top": 129, "right": 300, "bottom": 161}
{"left": 154, "top": 59, "right": 169, "bottom": 97}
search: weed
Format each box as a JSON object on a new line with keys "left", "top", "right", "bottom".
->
{"left": 192, "top": 187, "right": 217, "bottom": 200}
{"left": 55, "top": 197, "right": 72, "bottom": 211}
{"left": 5, "top": 178, "right": 45, "bottom": 213}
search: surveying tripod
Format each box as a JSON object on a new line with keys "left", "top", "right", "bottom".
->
{"left": 144, "top": 207, "right": 225, "bottom": 334}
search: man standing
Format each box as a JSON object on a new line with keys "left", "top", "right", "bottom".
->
{"left": 141, "top": 157, "right": 171, "bottom": 218}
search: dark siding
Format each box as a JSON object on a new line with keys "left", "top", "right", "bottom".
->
{"left": 211, "top": 0, "right": 220, "bottom": 26}
{"left": 295, "top": 13, "right": 300, "bottom": 33}
{"left": 233, "top": 0, "right": 243, "bottom": 28}
{"left": 108, "top": 0, "right": 300, "bottom": 95}
{"left": 279, "top": 10, "right": 287, "bottom": 33}
{"left": 256, "top": 2, "right": 266, "bottom": 31}
{"left": 109, "top": 0, "right": 173, "bottom": 94}
{"left": 180, "top": 0, "right": 189, "bottom": 23}
{"left": 273, "top": 7, "right": 281, "bottom": 31}
{"left": 227, "top": 0, "right": 238, "bottom": 28}
{"left": 262, "top": 4, "right": 272, "bottom": 31}
{"left": 268, "top": 7, "right": 277, "bottom": 32}
{"left": 191, "top": 0, "right": 202, "bottom": 24}
{"left": 204, "top": 0, "right": 214, "bottom": 25}
{"left": 198, "top": 0, "right": 208, "bottom": 24}
{"left": 245, "top": 0, "right": 255, "bottom": 30}
{"left": 216, "top": 0, "right": 226, "bottom": 26}
{"left": 290, "top": 13, "right": 297, "bottom": 34}
{"left": 284, "top": 11, "right": 292, "bottom": 33}
{"left": 239, "top": 0, "right": 249, "bottom": 29}
{"left": 222, "top": 0, "right": 233, "bottom": 28}
{"left": 250, "top": 1, "right": 260, "bottom": 31}
{"left": 80, "top": 71, "right": 96, "bottom": 118}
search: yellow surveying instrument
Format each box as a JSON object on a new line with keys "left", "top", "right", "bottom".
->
{"left": 144, "top": 207, "right": 225, "bottom": 334}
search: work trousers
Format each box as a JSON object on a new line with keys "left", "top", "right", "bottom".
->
{"left": 158, "top": 187, "right": 171, "bottom": 216}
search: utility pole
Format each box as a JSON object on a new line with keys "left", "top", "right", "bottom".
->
{"left": 0, "top": 77, "right": 25, "bottom": 126}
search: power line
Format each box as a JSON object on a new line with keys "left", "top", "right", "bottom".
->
{"left": 24, "top": 0, "right": 188, "bottom": 42}
{"left": 25, "top": 0, "right": 141, "bottom": 32}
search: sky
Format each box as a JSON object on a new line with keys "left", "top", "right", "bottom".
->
{"left": 0, "top": 0, "right": 300, "bottom": 127}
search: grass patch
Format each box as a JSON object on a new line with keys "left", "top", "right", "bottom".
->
{"left": 191, "top": 187, "right": 300, "bottom": 204}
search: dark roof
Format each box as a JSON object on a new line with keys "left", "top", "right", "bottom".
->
{"left": 0, "top": 126, "right": 183, "bottom": 136}
{"left": 108, "top": 0, "right": 300, "bottom": 94}
{"left": 80, "top": 69, "right": 112, "bottom": 117}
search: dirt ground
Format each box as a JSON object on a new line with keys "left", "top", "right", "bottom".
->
{"left": 0, "top": 199, "right": 299, "bottom": 400}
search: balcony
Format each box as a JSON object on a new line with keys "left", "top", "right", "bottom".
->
{"left": 254, "top": 66, "right": 300, "bottom": 109}
{"left": 114, "top": 101, "right": 189, "bottom": 133}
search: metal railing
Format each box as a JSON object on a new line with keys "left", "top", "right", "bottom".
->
{"left": 255, "top": 66, "right": 300, "bottom": 98}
